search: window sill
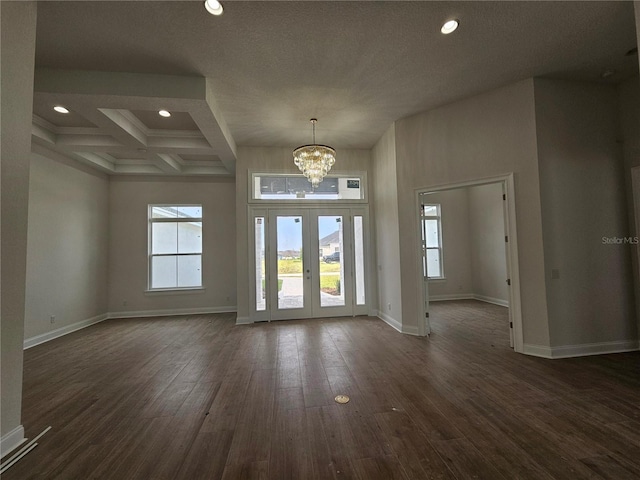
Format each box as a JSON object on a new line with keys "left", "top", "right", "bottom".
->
{"left": 428, "top": 277, "right": 447, "bottom": 282}
{"left": 145, "top": 287, "right": 205, "bottom": 296}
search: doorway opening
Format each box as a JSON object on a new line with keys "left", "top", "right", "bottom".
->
{"left": 416, "top": 174, "right": 523, "bottom": 353}
{"left": 249, "top": 207, "right": 370, "bottom": 322}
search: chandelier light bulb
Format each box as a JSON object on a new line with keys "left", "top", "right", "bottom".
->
{"left": 293, "top": 119, "right": 336, "bottom": 188}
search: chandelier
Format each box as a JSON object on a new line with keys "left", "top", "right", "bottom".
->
{"left": 293, "top": 118, "right": 336, "bottom": 188}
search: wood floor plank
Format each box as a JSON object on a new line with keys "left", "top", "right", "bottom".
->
{"left": 5, "top": 302, "right": 640, "bottom": 480}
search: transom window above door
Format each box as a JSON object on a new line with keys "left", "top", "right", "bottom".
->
{"left": 251, "top": 173, "right": 366, "bottom": 202}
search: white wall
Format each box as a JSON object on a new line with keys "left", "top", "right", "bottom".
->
{"left": 235, "top": 146, "right": 372, "bottom": 321}
{"left": 468, "top": 183, "right": 508, "bottom": 304}
{"left": 371, "top": 126, "right": 403, "bottom": 327}
{"left": 1, "top": 1, "right": 36, "bottom": 451}
{"left": 24, "top": 154, "right": 109, "bottom": 340}
{"left": 422, "top": 188, "right": 472, "bottom": 298}
{"left": 394, "top": 79, "right": 550, "bottom": 347}
{"left": 619, "top": 77, "right": 640, "bottom": 336}
{"left": 535, "top": 78, "right": 637, "bottom": 348}
{"left": 108, "top": 177, "right": 236, "bottom": 315}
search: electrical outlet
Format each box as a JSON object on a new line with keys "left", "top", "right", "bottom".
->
{"left": 50, "top": 315, "right": 55, "bottom": 324}
{"left": 387, "top": 303, "right": 391, "bottom": 311}
{"left": 123, "top": 300, "right": 128, "bottom": 306}
{"left": 226, "top": 296, "right": 231, "bottom": 302}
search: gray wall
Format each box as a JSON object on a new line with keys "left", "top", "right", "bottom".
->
{"left": 24, "top": 154, "right": 109, "bottom": 339}
{"left": 108, "top": 177, "right": 237, "bottom": 315}
{"left": 619, "top": 77, "right": 640, "bottom": 335}
{"left": 392, "top": 79, "right": 551, "bottom": 347}
{"left": 371, "top": 125, "right": 403, "bottom": 325}
{"left": 1, "top": 1, "right": 36, "bottom": 446}
{"left": 468, "top": 183, "right": 508, "bottom": 303}
{"left": 535, "top": 78, "right": 637, "bottom": 347}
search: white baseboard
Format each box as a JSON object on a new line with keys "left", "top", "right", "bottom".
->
{"left": 429, "top": 293, "right": 509, "bottom": 307}
{"left": 376, "top": 312, "right": 423, "bottom": 336}
{"left": 24, "top": 313, "right": 109, "bottom": 349}
{"left": 523, "top": 343, "right": 554, "bottom": 358}
{"left": 523, "top": 340, "right": 639, "bottom": 359}
{"left": 108, "top": 306, "right": 237, "bottom": 319}
{"left": 235, "top": 316, "right": 252, "bottom": 325}
{"left": 1, "top": 425, "right": 25, "bottom": 458}
{"left": 473, "top": 294, "right": 509, "bottom": 307}
{"left": 24, "top": 307, "right": 238, "bottom": 349}
{"left": 401, "top": 324, "right": 421, "bottom": 336}
{"left": 549, "top": 340, "right": 639, "bottom": 359}
{"left": 429, "top": 294, "right": 474, "bottom": 302}
{"left": 377, "top": 311, "right": 402, "bottom": 333}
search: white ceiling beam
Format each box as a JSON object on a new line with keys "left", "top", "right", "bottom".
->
{"left": 55, "top": 134, "right": 123, "bottom": 148}
{"left": 154, "top": 153, "right": 183, "bottom": 174}
{"left": 98, "top": 108, "right": 148, "bottom": 147}
{"left": 32, "top": 122, "right": 56, "bottom": 145}
{"left": 73, "top": 152, "right": 117, "bottom": 172}
{"left": 32, "top": 68, "right": 238, "bottom": 177}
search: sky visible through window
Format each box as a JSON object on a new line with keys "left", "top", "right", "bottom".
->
{"left": 277, "top": 216, "right": 338, "bottom": 251}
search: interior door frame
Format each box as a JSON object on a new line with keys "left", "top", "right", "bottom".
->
{"left": 248, "top": 205, "right": 371, "bottom": 322}
{"left": 414, "top": 173, "right": 524, "bottom": 353}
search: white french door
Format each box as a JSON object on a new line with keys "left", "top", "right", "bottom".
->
{"left": 250, "top": 207, "right": 369, "bottom": 321}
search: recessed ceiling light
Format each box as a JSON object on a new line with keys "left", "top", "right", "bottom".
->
{"left": 441, "top": 19, "right": 459, "bottom": 34}
{"left": 53, "top": 106, "right": 69, "bottom": 114}
{"left": 204, "top": 0, "right": 223, "bottom": 16}
{"left": 158, "top": 110, "right": 171, "bottom": 118}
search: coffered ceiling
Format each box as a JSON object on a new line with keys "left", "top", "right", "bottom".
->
{"left": 32, "top": 1, "right": 639, "bottom": 176}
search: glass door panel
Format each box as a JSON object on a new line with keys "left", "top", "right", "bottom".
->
{"left": 255, "top": 217, "right": 266, "bottom": 312}
{"left": 276, "top": 215, "right": 304, "bottom": 310}
{"left": 251, "top": 207, "right": 369, "bottom": 321}
{"left": 318, "top": 215, "right": 345, "bottom": 307}
{"left": 353, "top": 215, "right": 366, "bottom": 306}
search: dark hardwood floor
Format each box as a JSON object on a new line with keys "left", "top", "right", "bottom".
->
{"left": 4, "top": 300, "right": 640, "bottom": 479}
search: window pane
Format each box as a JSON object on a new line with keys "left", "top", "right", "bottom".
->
{"left": 423, "top": 205, "right": 438, "bottom": 216}
{"left": 255, "top": 217, "right": 266, "bottom": 311}
{"left": 152, "top": 256, "right": 177, "bottom": 288}
{"left": 354, "top": 216, "right": 366, "bottom": 305}
{"left": 177, "top": 206, "right": 202, "bottom": 218}
{"left": 152, "top": 206, "right": 178, "bottom": 219}
{"left": 254, "top": 175, "right": 363, "bottom": 200}
{"left": 152, "top": 223, "right": 177, "bottom": 254}
{"left": 427, "top": 249, "right": 441, "bottom": 278}
{"left": 277, "top": 216, "right": 303, "bottom": 309}
{"left": 425, "top": 219, "right": 439, "bottom": 248}
{"left": 177, "top": 255, "right": 201, "bottom": 287}
{"left": 318, "top": 215, "right": 345, "bottom": 307}
{"left": 178, "top": 222, "right": 202, "bottom": 253}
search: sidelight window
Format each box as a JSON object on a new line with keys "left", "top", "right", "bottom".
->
{"left": 422, "top": 204, "right": 444, "bottom": 279}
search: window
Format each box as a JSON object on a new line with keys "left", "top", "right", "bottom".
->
{"left": 422, "top": 204, "right": 443, "bottom": 279}
{"left": 251, "top": 174, "right": 366, "bottom": 201}
{"left": 149, "top": 205, "right": 202, "bottom": 289}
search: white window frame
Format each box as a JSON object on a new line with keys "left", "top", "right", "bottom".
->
{"left": 249, "top": 172, "right": 368, "bottom": 204}
{"left": 148, "top": 204, "right": 203, "bottom": 291}
{"left": 422, "top": 203, "right": 444, "bottom": 279}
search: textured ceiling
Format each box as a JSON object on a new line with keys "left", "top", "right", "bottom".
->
{"left": 33, "top": 0, "right": 638, "bottom": 173}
